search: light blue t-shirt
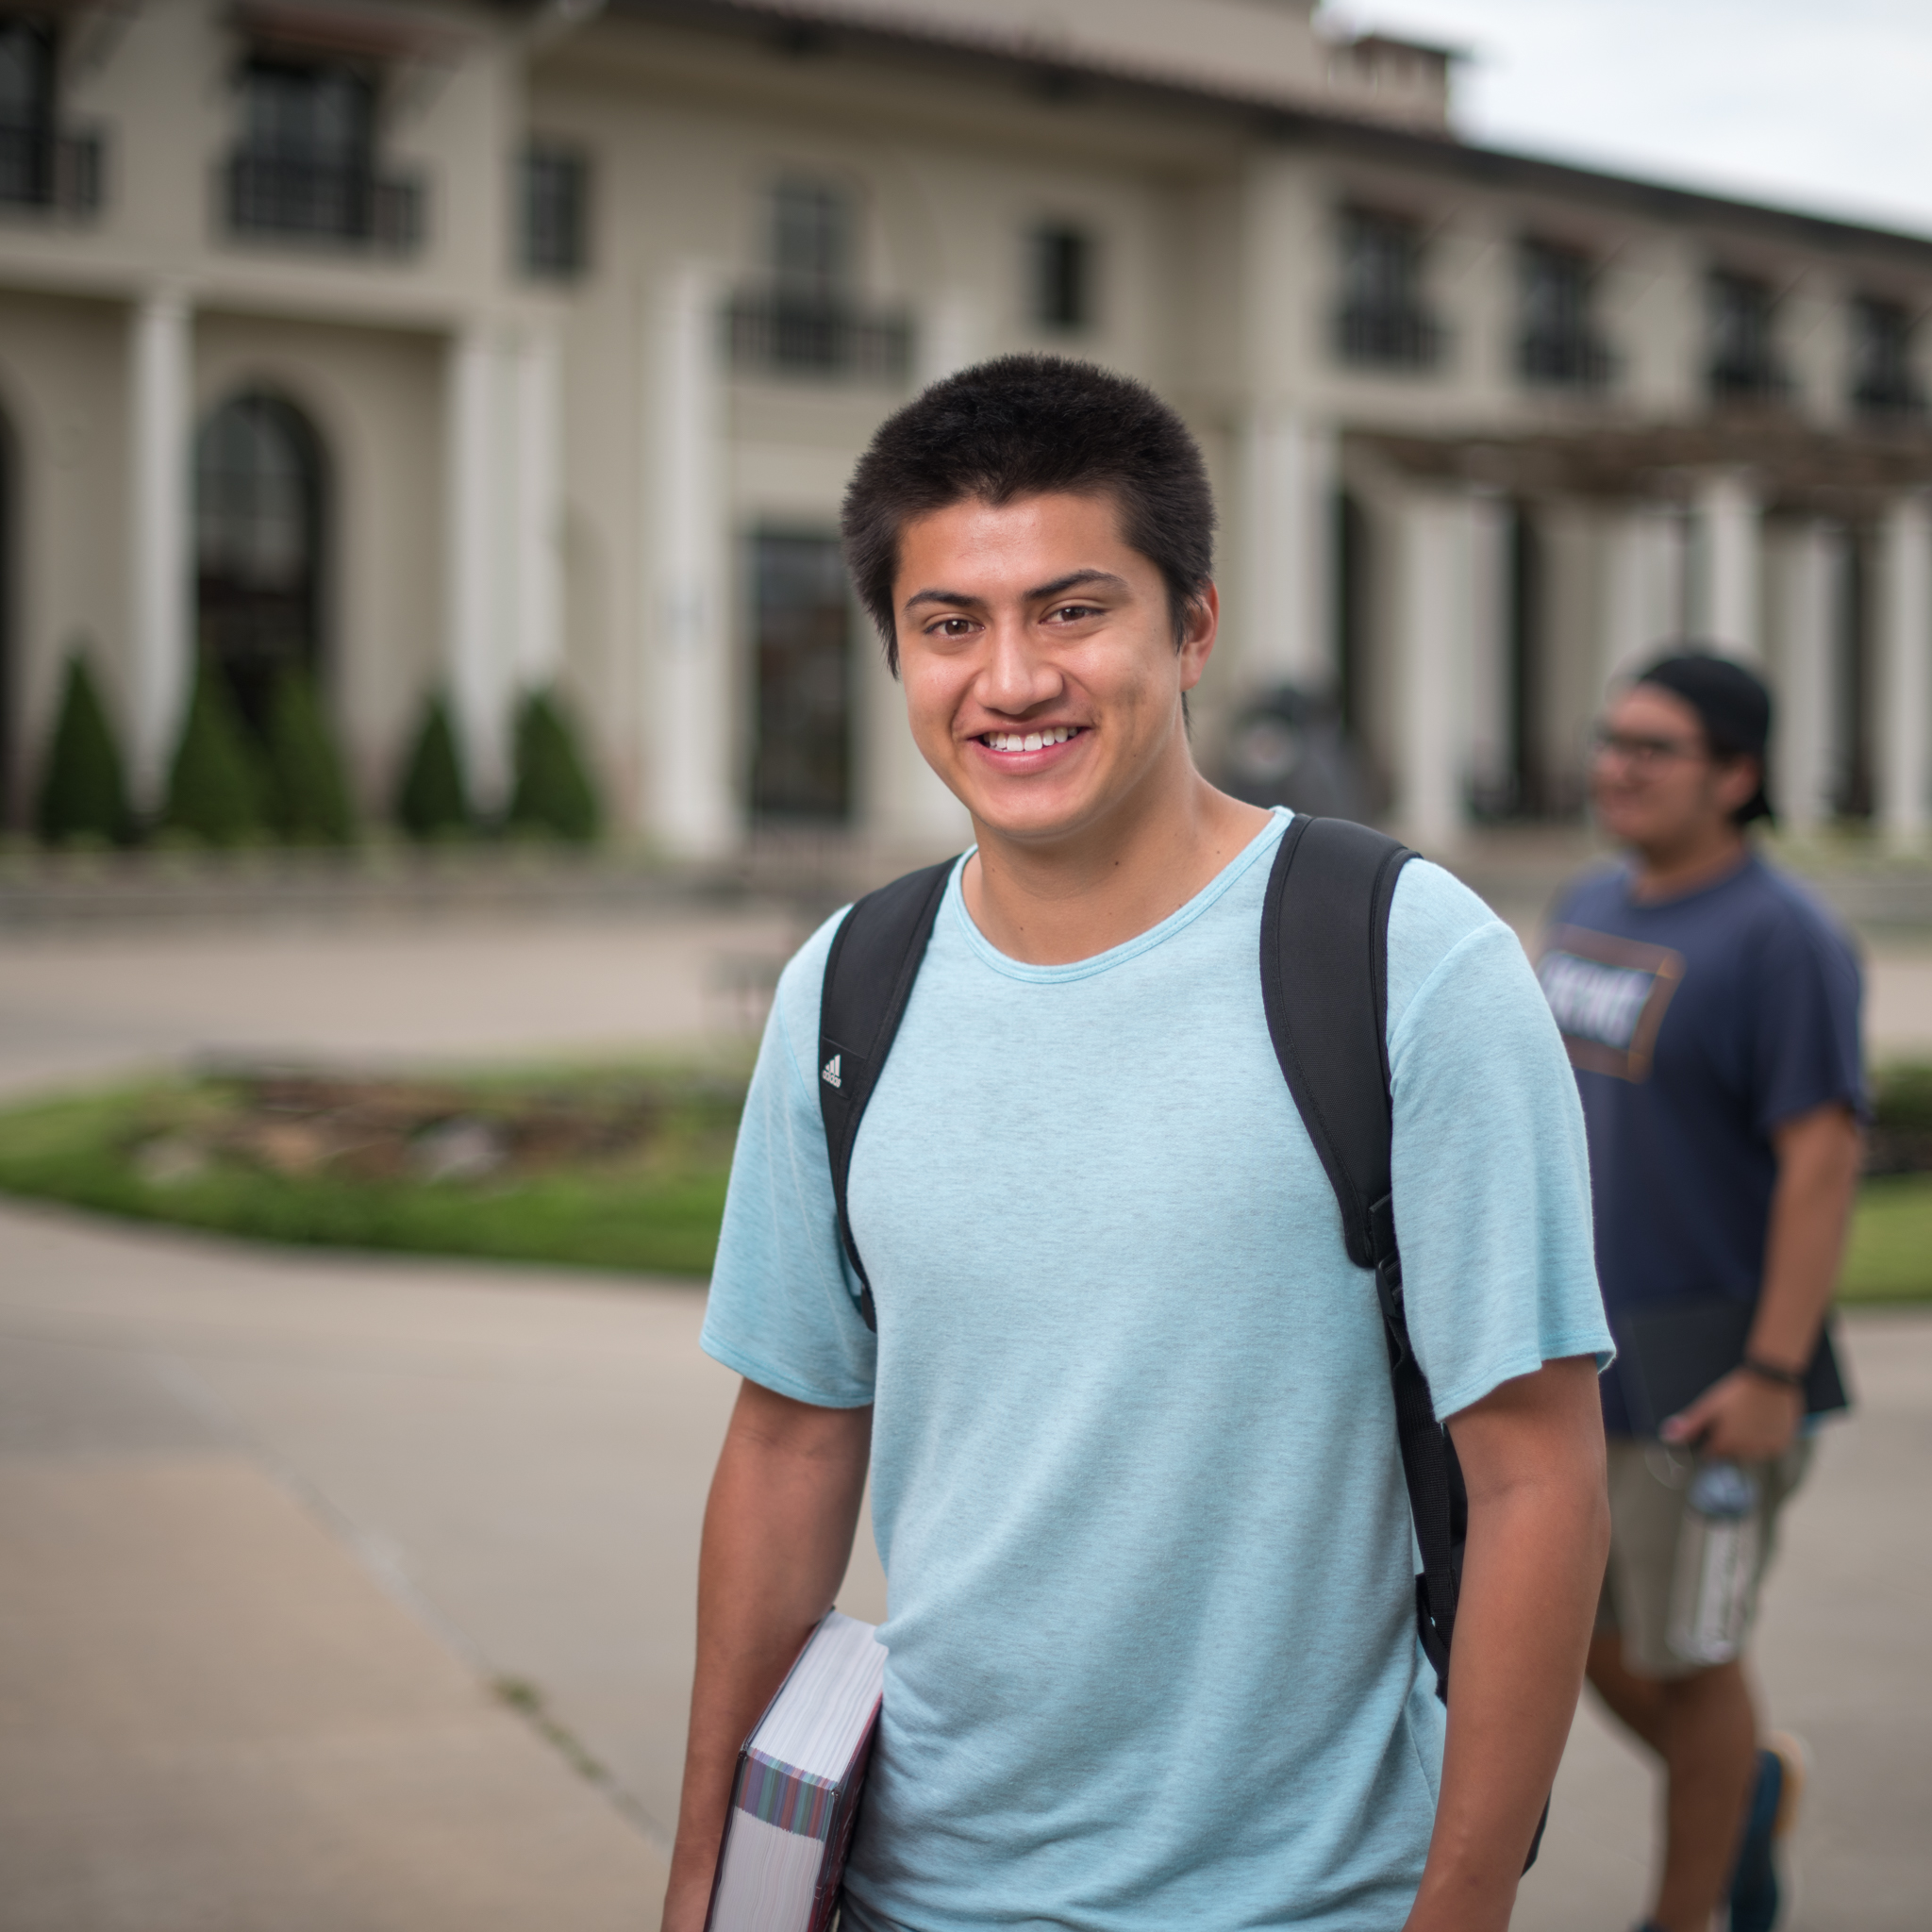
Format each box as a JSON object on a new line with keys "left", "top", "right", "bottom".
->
{"left": 702, "top": 810, "right": 1608, "bottom": 1931}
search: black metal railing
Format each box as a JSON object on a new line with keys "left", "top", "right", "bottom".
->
{"left": 0, "top": 125, "right": 104, "bottom": 214}
{"left": 1852, "top": 369, "right": 1924, "bottom": 419}
{"left": 224, "top": 152, "right": 424, "bottom": 252}
{"left": 1334, "top": 303, "right": 1445, "bottom": 372}
{"left": 1518, "top": 327, "right": 1615, "bottom": 390}
{"left": 1708, "top": 354, "right": 1790, "bottom": 404}
{"left": 725, "top": 290, "right": 913, "bottom": 383}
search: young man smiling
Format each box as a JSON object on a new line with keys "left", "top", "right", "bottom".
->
{"left": 663, "top": 357, "right": 1612, "bottom": 1932}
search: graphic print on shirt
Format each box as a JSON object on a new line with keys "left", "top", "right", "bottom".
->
{"left": 1537, "top": 925, "right": 1686, "bottom": 1081}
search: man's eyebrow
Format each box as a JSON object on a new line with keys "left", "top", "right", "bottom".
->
{"left": 900, "top": 569, "right": 1129, "bottom": 613}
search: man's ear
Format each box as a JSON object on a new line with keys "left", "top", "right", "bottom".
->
{"left": 1713, "top": 754, "right": 1760, "bottom": 817}
{"left": 1176, "top": 582, "right": 1220, "bottom": 692}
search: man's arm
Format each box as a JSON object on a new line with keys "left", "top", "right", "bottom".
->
{"left": 1406, "top": 1355, "right": 1609, "bottom": 1932}
{"left": 660, "top": 1379, "right": 873, "bottom": 1932}
{"left": 1662, "top": 1099, "right": 1863, "bottom": 1460}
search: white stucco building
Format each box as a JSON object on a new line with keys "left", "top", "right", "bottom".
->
{"left": 3, "top": 0, "right": 1930, "bottom": 853}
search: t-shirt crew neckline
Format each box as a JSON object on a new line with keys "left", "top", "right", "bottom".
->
{"left": 945, "top": 808, "right": 1291, "bottom": 984}
{"left": 1617, "top": 846, "right": 1757, "bottom": 913}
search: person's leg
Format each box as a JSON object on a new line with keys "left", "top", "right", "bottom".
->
{"left": 1647, "top": 1660, "right": 1759, "bottom": 1932}
{"left": 1587, "top": 1635, "right": 1758, "bottom": 1932}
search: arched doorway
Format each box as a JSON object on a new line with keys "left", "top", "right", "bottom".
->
{"left": 194, "top": 390, "right": 325, "bottom": 736}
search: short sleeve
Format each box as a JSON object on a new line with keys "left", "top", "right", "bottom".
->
{"left": 1750, "top": 905, "right": 1865, "bottom": 1136}
{"left": 1387, "top": 903, "right": 1611, "bottom": 1422}
{"left": 700, "top": 912, "right": 878, "bottom": 1408}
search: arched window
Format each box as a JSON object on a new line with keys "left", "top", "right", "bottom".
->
{"left": 194, "top": 391, "right": 325, "bottom": 735}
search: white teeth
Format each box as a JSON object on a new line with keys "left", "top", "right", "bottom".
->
{"left": 984, "top": 727, "right": 1077, "bottom": 751}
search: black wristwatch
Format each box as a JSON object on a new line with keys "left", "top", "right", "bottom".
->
{"left": 1741, "top": 1354, "right": 1806, "bottom": 1391}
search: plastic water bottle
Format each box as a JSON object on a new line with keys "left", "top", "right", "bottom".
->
{"left": 1665, "top": 1459, "right": 1761, "bottom": 1666}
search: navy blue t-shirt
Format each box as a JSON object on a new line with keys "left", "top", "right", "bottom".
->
{"left": 1541, "top": 852, "right": 1864, "bottom": 1434}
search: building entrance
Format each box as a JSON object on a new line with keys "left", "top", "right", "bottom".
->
{"left": 749, "top": 528, "right": 853, "bottom": 823}
{"left": 193, "top": 390, "right": 325, "bottom": 734}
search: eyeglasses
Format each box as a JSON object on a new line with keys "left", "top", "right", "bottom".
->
{"left": 1590, "top": 724, "right": 1709, "bottom": 772}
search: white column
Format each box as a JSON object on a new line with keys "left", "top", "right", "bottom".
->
{"left": 1241, "top": 409, "right": 1337, "bottom": 692}
{"left": 1394, "top": 485, "right": 1470, "bottom": 851}
{"left": 445, "top": 323, "right": 510, "bottom": 809}
{"left": 1877, "top": 491, "right": 1932, "bottom": 849}
{"left": 1770, "top": 520, "right": 1838, "bottom": 836}
{"left": 1695, "top": 469, "right": 1762, "bottom": 658}
{"left": 649, "top": 261, "right": 735, "bottom": 859}
{"left": 512, "top": 325, "right": 564, "bottom": 692}
{"left": 1464, "top": 488, "right": 1510, "bottom": 814}
{"left": 128, "top": 289, "right": 192, "bottom": 809}
{"left": 1599, "top": 505, "right": 1650, "bottom": 691}
{"left": 919, "top": 289, "right": 984, "bottom": 388}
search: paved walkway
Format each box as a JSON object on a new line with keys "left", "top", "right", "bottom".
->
{"left": 0, "top": 1199, "right": 1924, "bottom": 1929}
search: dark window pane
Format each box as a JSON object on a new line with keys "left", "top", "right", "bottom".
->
{"left": 0, "top": 20, "right": 53, "bottom": 207}
{"left": 522, "top": 144, "right": 588, "bottom": 277}
{"left": 1335, "top": 209, "right": 1441, "bottom": 369}
{"left": 1518, "top": 240, "right": 1612, "bottom": 388}
{"left": 1850, "top": 295, "right": 1921, "bottom": 417}
{"left": 751, "top": 531, "right": 852, "bottom": 823}
{"left": 1032, "top": 225, "right": 1092, "bottom": 330}
{"left": 773, "top": 179, "right": 850, "bottom": 297}
{"left": 1708, "top": 270, "right": 1785, "bottom": 401}
{"left": 194, "top": 392, "right": 325, "bottom": 736}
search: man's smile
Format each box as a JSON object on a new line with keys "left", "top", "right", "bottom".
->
{"left": 977, "top": 724, "right": 1086, "bottom": 755}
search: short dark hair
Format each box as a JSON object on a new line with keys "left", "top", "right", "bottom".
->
{"left": 841, "top": 354, "right": 1216, "bottom": 675}
{"left": 1635, "top": 647, "right": 1775, "bottom": 825}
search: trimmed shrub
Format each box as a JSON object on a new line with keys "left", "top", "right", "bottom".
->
{"left": 162, "top": 663, "right": 267, "bottom": 847}
{"left": 265, "top": 669, "right": 356, "bottom": 845}
{"left": 35, "top": 648, "right": 131, "bottom": 847}
{"left": 395, "top": 692, "right": 472, "bottom": 839}
{"left": 508, "top": 687, "right": 601, "bottom": 843}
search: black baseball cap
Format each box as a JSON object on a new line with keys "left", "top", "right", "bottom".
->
{"left": 1633, "top": 649, "right": 1775, "bottom": 825}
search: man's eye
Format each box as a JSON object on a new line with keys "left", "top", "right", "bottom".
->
{"left": 1049, "top": 603, "right": 1101, "bottom": 623}
{"left": 929, "top": 617, "right": 975, "bottom": 637}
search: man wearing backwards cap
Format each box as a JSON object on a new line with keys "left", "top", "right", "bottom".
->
{"left": 1539, "top": 652, "right": 1865, "bottom": 1932}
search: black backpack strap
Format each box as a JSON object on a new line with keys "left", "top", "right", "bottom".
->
{"left": 1258, "top": 815, "right": 1463, "bottom": 1700}
{"left": 817, "top": 858, "right": 958, "bottom": 1331}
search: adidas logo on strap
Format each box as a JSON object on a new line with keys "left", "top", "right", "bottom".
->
{"left": 821, "top": 1054, "right": 842, "bottom": 1090}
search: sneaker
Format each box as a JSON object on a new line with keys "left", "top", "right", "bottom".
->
{"left": 1728, "top": 1731, "right": 1807, "bottom": 1932}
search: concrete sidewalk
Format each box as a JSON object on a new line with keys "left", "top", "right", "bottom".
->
{"left": 1, "top": 1200, "right": 1926, "bottom": 1929}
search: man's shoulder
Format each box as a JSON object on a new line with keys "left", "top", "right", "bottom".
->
{"left": 1384, "top": 858, "right": 1521, "bottom": 1035}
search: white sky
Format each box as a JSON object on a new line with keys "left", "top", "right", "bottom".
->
{"left": 1321, "top": 0, "right": 1932, "bottom": 234}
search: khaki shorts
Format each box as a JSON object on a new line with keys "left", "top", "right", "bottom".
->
{"left": 1595, "top": 1436, "right": 1812, "bottom": 1681}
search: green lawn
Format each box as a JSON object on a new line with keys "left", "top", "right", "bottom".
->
{"left": 0, "top": 1072, "right": 1926, "bottom": 1303}
{"left": 1840, "top": 1174, "right": 1932, "bottom": 1305}
{"left": 0, "top": 1071, "right": 740, "bottom": 1278}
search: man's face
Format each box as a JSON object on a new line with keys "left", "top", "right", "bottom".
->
{"left": 892, "top": 491, "right": 1215, "bottom": 848}
{"left": 1591, "top": 682, "right": 1757, "bottom": 853}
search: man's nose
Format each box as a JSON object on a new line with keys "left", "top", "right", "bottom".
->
{"left": 976, "top": 618, "right": 1062, "bottom": 714}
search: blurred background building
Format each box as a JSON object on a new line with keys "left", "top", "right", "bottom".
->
{"left": 2, "top": 0, "right": 1931, "bottom": 858}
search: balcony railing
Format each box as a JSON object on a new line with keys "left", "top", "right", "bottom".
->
{"left": 1335, "top": 303, "right": 1445, "bottom": 372}
{"left": 1852, "top": 369, "right": 1924, "bottom": 420}
{"left": 725, "top": 290, "right": 913, "bottom": 383}
{"left": 1708, "top": 355, "right": 1790, "bottom": 405}
{"left": 1518, "top": 328, "right": 1615, "bottom": 390}
{"left": 224, "top": 152, "right": 424, "bottom": 253}
{"left": 0, "top": 125, "right": 104, "bottom": 215}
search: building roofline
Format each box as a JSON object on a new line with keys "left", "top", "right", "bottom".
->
{"left": 602, "top": 0, "right": 1932, "bottom": 272}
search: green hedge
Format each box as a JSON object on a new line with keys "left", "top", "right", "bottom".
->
{"left": 162, "top": 664, "right": 268, "bottom": 845}
{"left": 265, "top": 670, "right": 357, "bottom": 845}
{"left": 508, "top": 687, "right": 601, "bottom": 842}
{"left": 35, "top": 649, "right": 131, "bottom": 847}
{"left": 395, "top": 692, "right": 473, "bottom": 839}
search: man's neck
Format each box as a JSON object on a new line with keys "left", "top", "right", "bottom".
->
{"left": 962, "top": 760, "right": 1270, "bottom": 966}
{"left": 1627, "top": 824, "right": 1750, "bottom": 904}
